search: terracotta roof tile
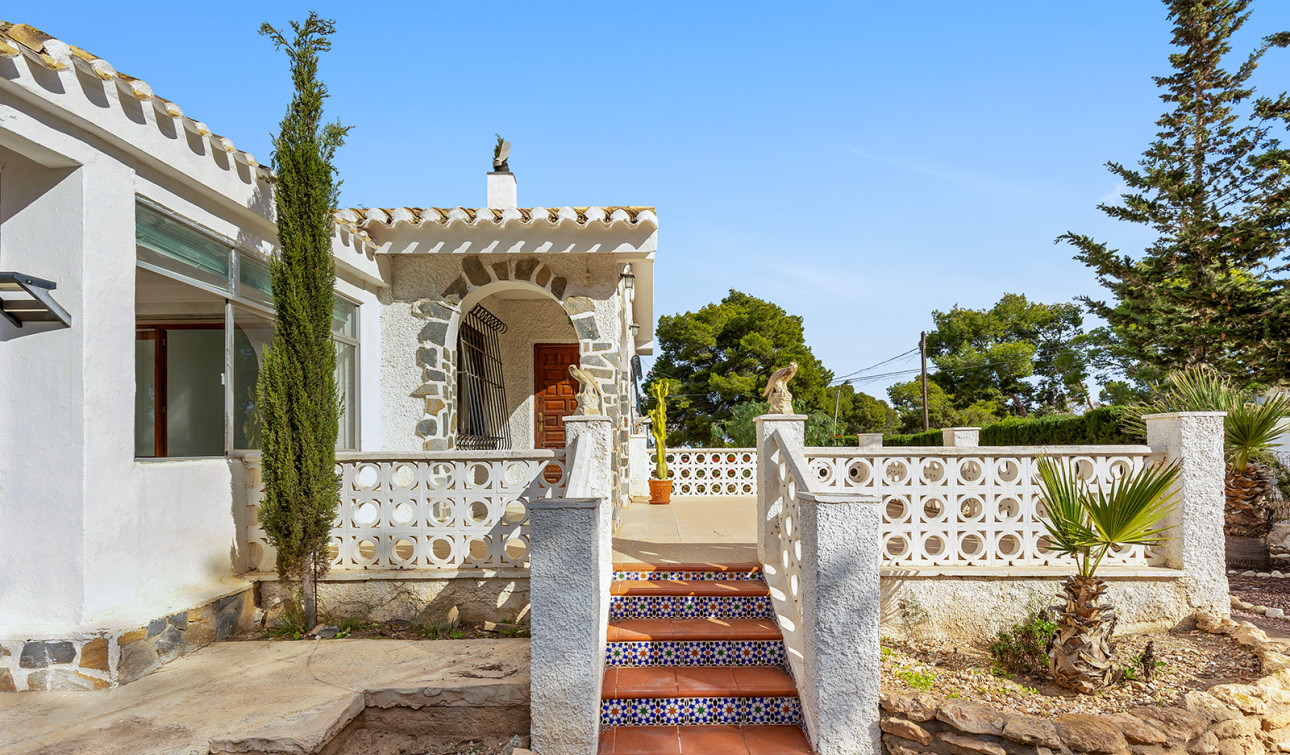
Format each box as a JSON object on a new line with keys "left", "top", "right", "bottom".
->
{"left": 335, "top": 205, "right": 657, "bottom": 230}
{"left": 0, "top": 21, "right": 261, "bottom": 171}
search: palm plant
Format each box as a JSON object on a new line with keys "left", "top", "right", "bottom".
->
{"left": 1133, "top": 367, "right": 1289, "bottom": 538}
{"left": 1037, "top": 456, "right": 1179, "bottom": 693}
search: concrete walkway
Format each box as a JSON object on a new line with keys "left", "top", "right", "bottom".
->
{"left": 613, "top": 496, "right": 758, "bottom": 564}
{"left": 0, "top": 638, "right": 529, "bottom": 755}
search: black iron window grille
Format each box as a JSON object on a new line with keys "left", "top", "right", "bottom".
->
{"left": 457, "top": 304, "right": 511, "bottom": 450}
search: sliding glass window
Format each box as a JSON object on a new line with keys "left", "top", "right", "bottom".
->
{"left": 134, "top": 200, "right": 360, "bottom": 457}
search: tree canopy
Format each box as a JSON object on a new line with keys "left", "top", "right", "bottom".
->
{"left": 927, "top": 293, "right": 1092, "bottom": 416}
{"left": 1061, "top": 0, "right": 1290, "bottom": 386}
{"left": 644, "top": 290, "right": 833, "bottom": 445}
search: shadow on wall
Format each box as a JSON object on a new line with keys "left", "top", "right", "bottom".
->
{"left": 610, "top": 539, "right": 759, "bottom": 565}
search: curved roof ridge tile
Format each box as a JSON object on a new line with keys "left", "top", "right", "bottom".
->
{"left": 333, "top": 205, "right": 657, "bottom": 229}
{"left": 0, "top": 21, "right": 268, "bottom": 178}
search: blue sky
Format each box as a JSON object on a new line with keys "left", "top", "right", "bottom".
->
{"left": 19, "top": 1, "right": 1290, "bottom": 399}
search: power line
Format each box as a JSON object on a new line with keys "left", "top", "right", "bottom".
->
{"left": 830, "top": 348, "right": 919, "bottom": 384}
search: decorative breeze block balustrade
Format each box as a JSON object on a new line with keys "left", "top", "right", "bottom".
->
{"left": 244, "top": 453, "right": 568, "bottom": 571}
{"left": 805, "top": 449, "right": 1163, "bottom": 568}
{"left": 664, "top": 449, "right": 756, "bottom": 496}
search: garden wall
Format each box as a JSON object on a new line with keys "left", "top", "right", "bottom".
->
{"left": 880, "top": 611, "right": 1290, "bottom": 755}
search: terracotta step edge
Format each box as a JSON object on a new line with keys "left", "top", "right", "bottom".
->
{"left": 612, "top": 562, "right": 763, "bottom": 573}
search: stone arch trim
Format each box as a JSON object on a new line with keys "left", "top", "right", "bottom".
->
{"left": 409, "top": 255, "right": 622, "bottom": 451}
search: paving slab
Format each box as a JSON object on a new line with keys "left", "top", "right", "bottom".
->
{"left": 614, "top": 497, "right": 758, "bottom": 565}
{"left": 0, "top": 638, "right": 529, "bottom": 755}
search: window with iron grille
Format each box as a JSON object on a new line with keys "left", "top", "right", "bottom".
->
{"left": 456, "top": 304, "right": 510, "bottom": 450}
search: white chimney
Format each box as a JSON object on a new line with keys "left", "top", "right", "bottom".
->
{"left": 487, "top": 171, "right": 517, "bottom": 209}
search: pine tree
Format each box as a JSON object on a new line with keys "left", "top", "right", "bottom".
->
{"left": 1061, "top": 0, "right": 1290, "bottom": 385}
{"left": 257, "top": 13, "right": 350, "bottom": 629}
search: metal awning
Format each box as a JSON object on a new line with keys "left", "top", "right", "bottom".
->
{"left": 0, "top": 272, "right": 71, "bottom": 328}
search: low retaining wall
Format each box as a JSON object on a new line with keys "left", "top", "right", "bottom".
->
{"left": 0, "top": 584, "right": 255, "bottom": 692}
{"left": 880, "top": 611, "right": 1290, "bottom": 755}
{"left": 880, "top": 569, "right": 1193, "bottom": 642}
{"left": 255, "top": 571, "right": 531, "bottom": 626}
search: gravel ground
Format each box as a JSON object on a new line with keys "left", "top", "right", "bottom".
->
{"left": 879, "top": 629, "right": 1261, "bottom": 717}
{"left": 1230, "top": 575, "right": 1290, "bottom": 635}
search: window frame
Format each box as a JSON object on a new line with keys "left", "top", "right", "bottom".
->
{"left": 134, "top": 198, "right": 362, "bottom": 456}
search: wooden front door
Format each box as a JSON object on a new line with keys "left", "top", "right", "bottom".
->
{"left": 534, "top": 344, "right": 580, "bottom": 449}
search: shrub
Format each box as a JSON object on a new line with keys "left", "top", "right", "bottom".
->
{"left": 884, "top": 429, "right": 943, "bottom": 447}
{"left": 988, "top": 609, "right": 1057, "bottom": 676}
{"left": 980, "top": 406, "right": 1142, "bottom": 445}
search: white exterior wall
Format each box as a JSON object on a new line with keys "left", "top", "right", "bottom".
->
{"left": 0, "top": 45, "right": 382, "bottom": 635}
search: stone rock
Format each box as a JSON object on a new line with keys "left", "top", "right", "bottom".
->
{"left": 1233, "top": 624, "right": 1271, "bottom": 647}
{"left": 79, "top": 638, "right": 109, "bottom": 671}
{"left": 416, "top": 419, "right": 439, "bottom": 438}
{"left": 1055, "top": 714, "right": 1130, "bottom": 754}
{"left": 215, "top": 610, "right": 237, "bottom": 641}
{"left": 118, "top": 640, "right": 160, "bottom": 684}
{"left": 419, "top": 321, "right": 449, "bottom": 346}
{"left": 491, "top": 262, "right": 510, "bottom": 281}
{"left": 1263, "top": 708, "right": 1290, "bottom": 732}
{"left": 563, "top": 296, "right": 595, "bottom": 316}
{"left": 1188, "top": 692, "right": 1245, "bottom": 724}
{"left": 462, "top": 256, "right": 489, "bottom": 287}
{"left": 0, "top": 669, "right": 14, "bottom": 693}
{"left": 1212, "top": 685, "right": 1271, "bottom": 715}
{"left": 938, "top": 701, "right": 1007, "bottom": 736}
{"left": 514, "top": 258, "right": 539, "bottom": 282}
{"left": 0, "top": 644, "right": 8, "bottom": 658}
{"left": 447, "top": 606, "right": 460, "bottom": 629}
{"left": 1002, "top": 715, "right": 1061, "bottom": 747}
{"left": 26, "top": 668, "right": 106, "bottom": 691}
{"left": 146, "top": 618, "right": 166, "bottom": 637}
{"left": 154, "top": 625, "right": 185, "bottom": 663}
{"left": 550, "top": 276, "right": 567, "bottom": 299}
{"left": 19, "top": 641, "right": 75, "bottom": 669}
{"left": 1260, "top": 574, "right": 1273, "bottom": 579}
{"left": 882, "top": 717, "right": 933, "bottom": 746}
{"left": 573, "top": 316, "right": 599, "bottom": 340}
{"left": 1216, "top": 737, "right": 1266, "bottom": 755}
{"left": 1245, "top": 571, "right": 1259, "bottom": 577}
{"left": 1130, "top": 746, "right": 1168, "bottom": 755}
{"left": 1269, "top": 609, "right": 1286, "bottom": 620}
{"left": 1212, "top": 719, "right": 1262, "bottom": 741}
{"left": 882, "top": 693, "right": 939, "bottom": 722}
{"left": 118, "top": 628, "right": 146, "bottom": 645}
{"left": 1191, "top": 732, "right": 1221, "bottom": 755}
{"left": 1105, "top": 714, "right": 1168, "bottom": 746}
{"left": 936, "top": 731, "right": 1007, "bottom": 755}
{"left": 443, "top": 276, "right": 469, "bottom": 304}
{"left": 535, "top": 267, "right": 552, "bottom": 287}
{"left": 885, "top": 740, "right": 928, "bottom": 755}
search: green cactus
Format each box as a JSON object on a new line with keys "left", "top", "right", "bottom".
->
{"left": 648, "top": 381, "right": 669, "bottom": 479}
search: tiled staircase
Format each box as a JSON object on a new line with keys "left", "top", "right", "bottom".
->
{"left": 598, "top": 562, "right": 813, "bottom": 754}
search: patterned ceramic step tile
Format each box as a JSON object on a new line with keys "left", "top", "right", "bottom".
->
{"left": 601, "top": 696, "right": 802, "bottom": 727}
{"left": 606, "top": 640, "right": 786, "bottom": 668}
{"left": 609, "top": 594, "right": 773, "bottom": 620}
{"left": 612, "top": 570, "right": 763, "bottom": 582}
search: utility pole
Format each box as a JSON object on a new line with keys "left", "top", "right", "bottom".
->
{"left": 833, "top": 379, "right": 849, "bottom": 432}
{"left": 920, "top": 331, "right": 929, "bottom": 432}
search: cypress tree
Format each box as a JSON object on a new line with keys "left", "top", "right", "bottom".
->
{"left": 1060, "top": 0, "right": 1290, "bottom": 385}
{"left": 257, "top": 13, "right": 350, "bottom": 629}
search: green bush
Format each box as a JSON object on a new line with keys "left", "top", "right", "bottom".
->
{"left": 882, "top": 407, "right": 1142, "bottom": 447}
{"left": 988, "top": 610, "right": 1057, "bottom": 676}
{"left": 979, "top": 406, "right": 1141, "bottom": 445}
{"left": 884, "top": 429, "right": 943, "bottom": 447}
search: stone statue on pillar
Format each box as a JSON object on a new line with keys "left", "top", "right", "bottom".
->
{"left": 764, "top": 361, "right": 798, "bottom": 415}
{"left": 569, "top": 363, "right": 605, "bottom": 416}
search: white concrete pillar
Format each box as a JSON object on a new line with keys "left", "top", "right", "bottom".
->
{"left": 798, "top": 489, "right": 883, "bottom": 755}
{"left": 1145, "top": 411, "right": 1229, "bottom": 616}
{"left": 857, "top": 433, "right": 883, "bottom": 448}
{"left": 755, "top": 414, "right": 807, "bottom": 565}
{"left": 941, "top": 427, "right": 980, "bottom": 447}
{"left": 529, "top": 414, "right": 613, "bottom": 755}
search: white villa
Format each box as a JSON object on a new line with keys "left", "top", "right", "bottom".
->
{"left": 0, "top": 19, "right": 1245, "bottom": 755}
{"left": 0, "top": 21, "right": 654, "bottom": 692}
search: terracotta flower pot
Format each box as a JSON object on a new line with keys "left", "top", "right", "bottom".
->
{"left": 649, "top": 478, "right": 673, "bottom": 505}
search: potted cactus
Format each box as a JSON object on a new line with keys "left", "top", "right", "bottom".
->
{"left": 648, "top": 381, "right": 672, "bottom": 505}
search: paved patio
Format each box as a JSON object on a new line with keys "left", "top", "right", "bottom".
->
{"left": 0, "top": 638, "right": 529, "bottom": 755}
{"left": 613, "top": 496, "right": 758, "bottom": 565}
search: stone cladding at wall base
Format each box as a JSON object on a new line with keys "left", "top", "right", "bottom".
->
{"left": 0, "top": 586, "right": 254, "bottom": 692}
{"left": 880, "top": 611, "right": 1290, "bottom": 755}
